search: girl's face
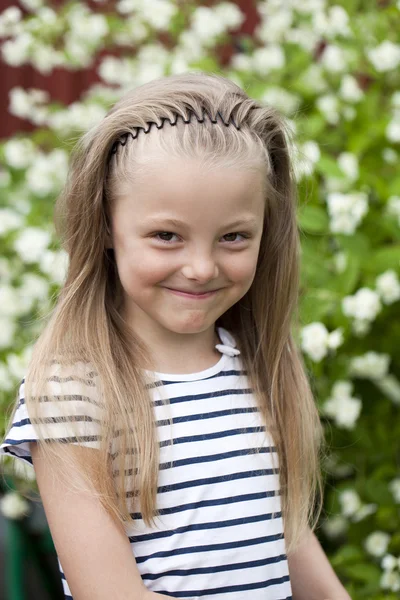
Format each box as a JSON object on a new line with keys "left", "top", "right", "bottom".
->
{"left": 107, "top": 158, "right": 265, "bottom": 348}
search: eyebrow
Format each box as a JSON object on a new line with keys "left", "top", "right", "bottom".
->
{"left": 143, "top": 216, "right": 260, "bottom": 230}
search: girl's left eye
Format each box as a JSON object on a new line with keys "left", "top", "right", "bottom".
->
{"left": 153, "top": 232, "right": 250, "bottom": 244}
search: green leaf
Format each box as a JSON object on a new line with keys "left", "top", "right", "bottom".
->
{"left": 343, "top": 563, "right": 381, "bottom": 584}
{"left": 298, "top": 204, "right": 329, "bottom": 233}
{"left": 316, "top": 155, "right": 346, "bottom": 179}
{"left": 364, "top": 245, "right": 400, "bottom": 274}
{"left": 330, "top": 544, "right": 364, "bottom": 567}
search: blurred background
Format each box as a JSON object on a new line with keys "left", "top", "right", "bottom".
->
{"left": 0, "top": 0, "right": 400, "bottom": 598}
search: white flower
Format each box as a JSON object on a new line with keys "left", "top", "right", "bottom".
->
{"left": 299, "top": 323, "right": 343, "bottom": 361}
{"left": 70, "top": 13, "right": 109, "bottom": 43}
{"left": 375, "top": 270, "right": 400, "bottom": 304}
{"left": 0, "top": 6, "right": 22, "bottom": 36}
{"left": 382, "top": 554, "right": 398, "bottom": 571}
{"left": 26, "top": 149, "right": 69, "bottom": 196}
{"left": 338, "top": 489, "right": 362, "bottom": 517}
{"left": 320, "top": 45, "right": 348, "bottom": 72}
{"left": 386, "top": 120, "right": 400, "bottom": 143}
{"left": 256, "top": 8, "right": 293, "bottom": 44}
{"left": 18, "top": 273, "right": 50, "bottom": 312}
{"left": 381, "top": 570, "right": 400, "bottom": 592}
{"left": 213, "top": 2, "right": 245, "bottom": 29}
{"left": 349, "top": 352, "right": 391, "bottom": 380}
{"left": 339, "top": 74, "right": 364, "bottom": 102}
{"left": 252, "top": 45, "right": 285, "bottom": 75}
{"left": 299, "top": 64, "right": 328, "bottom": 93}
{"left": 338, "top": 152, "right": 359, "bottom": 180}
{"left": 8, "top": 86, "right": 49, "bottom": 124}
{"left": 386, "top": 195, "right": 400, "bottom": 226}
{"left": 47, "top": 101, "right": 106, "bottom": 132}
{"left": 375, "top": 375, "right": 400, "bottom": 405}
{"left": 261, "top": 87, "right": 301, "bottom": 116}
{"left": 39, "top": 249, "right": 69, "bottom": 285}
{"left": 322, "top": 514, "right": 348, "bottom": 538}
{"left": 316, "top": 94, "right": 340, "bottom": 125}
{"left": 292, "top": 141, "right": 321, "bottom": 179}
{"left": 312, "top": 5, "right": 351, "bottom": 38}
{"left": 389, "top": 478, "right": 400, "bottom": 503}
{"left": 3, "top": 138, "right": 36, "bottom": 169}
{"left": 7, "top": 347, "right": 33, "bottom": 380}
{"left": 0, "top": 491, "right": 31, "bottom": 520}
{"left": 31, "top": 43, "right": 64, "bottom": 74}
{"left": 327, "top": 328, "right": 344, "bottom": 350}
{"left": 364, "top": 531, "right": 391, "bottom": 557}
{"left": 0, "top": 284, "right": 22, "bottom": 317}
{"left": 352, "top": 318, "right": 371, "bottom": 337}
{"left": 177, "top": 30, "right": 204, "bottom": 62}
{"left": 0, "top": 318, "right": 16, "bottom": 349}
{"left": 190, "top": 6, "right": 226, "bottom": 43}
{"left": 323, "top": 380, "right": 362, "bottom": 430}
{"left": 383, "top": 148, "right": 398, "bottom": 164}
{"left": 353, "top": 503, "right": 378, "bottom": 522}
{"left": 300, "top": 322, "right": 329, "bottom": 361}
{"left": 342, "top": 287, "right": 382, "bottom": 321}
{"left": 323, "top": 393, "right": 362, "bottom": 429}
{"left": 367, "top": 40, "right": 400, "bottom": 72}
{"left": 326, "top": 191, "right": 368, "bottom": 235}
{"left": 1, "top": 33, "right": 33, "bottom": 66}
{"left": 295, "top": 0, "right": 325, "bottom": 14}
{"left": 13, "top": 227, "right": 52, "bottom": 264}
{"left": 0, "top": 208, "right": 24, "bottom": 234}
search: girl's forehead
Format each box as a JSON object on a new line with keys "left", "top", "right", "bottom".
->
{"left": 115, "top": 158, "right": 265, "bottom": 204}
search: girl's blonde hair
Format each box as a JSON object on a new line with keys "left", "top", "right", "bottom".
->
{"left": 7, "top": 72, "right": 325, "bottom": 554}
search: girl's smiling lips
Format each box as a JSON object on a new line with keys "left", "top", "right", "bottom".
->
{"left": 164, "top": 287, "right": 219, "bottom": 298}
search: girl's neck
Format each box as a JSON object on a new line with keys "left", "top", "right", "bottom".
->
{"left": 133, "top": 324, "right": 222, "bottom": 375}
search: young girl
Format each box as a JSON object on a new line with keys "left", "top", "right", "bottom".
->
{"left": 1, "top": 72, "right": 351, "bottom": 600}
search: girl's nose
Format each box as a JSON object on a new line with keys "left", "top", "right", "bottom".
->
{"left": 181, "top": 251, "right": 219, "bottom": 282}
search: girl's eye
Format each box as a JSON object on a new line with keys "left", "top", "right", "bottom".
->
{"left": 152, "top": 231, "right": 250, "bottom": 245}
{"left": 154, "top": 232, "right": 179, "bottom": 243}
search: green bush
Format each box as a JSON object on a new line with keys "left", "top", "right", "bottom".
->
{"left": 0, "top": 1, "right": 399, "bottom": 597}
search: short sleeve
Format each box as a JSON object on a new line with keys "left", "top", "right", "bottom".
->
{"left": 0, "top": 364, "right": 104, "bottom": 468}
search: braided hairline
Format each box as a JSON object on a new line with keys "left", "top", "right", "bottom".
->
{"left": 109, "top": 105, "right": 253, "bottom": 157}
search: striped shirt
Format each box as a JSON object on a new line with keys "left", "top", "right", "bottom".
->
{"left": 0, "top": 327, "right": 292, "bottom": 599}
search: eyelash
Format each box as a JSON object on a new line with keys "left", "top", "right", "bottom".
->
{"left": 152, "top": 232, "right": 251, "bottom": 245}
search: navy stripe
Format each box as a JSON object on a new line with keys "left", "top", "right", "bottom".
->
{"left": 142, "top": 553, "right": 288, "bottom": 580}
{"left": 156, "top": 574, "right": 291, "bottom": 597}
{"left": 159, "top": 426, "right": 265, "bottom": 448}
{"left": 3, "top": 434, "right": 101, "bottom": 445}
{"left": 18, "top": 394, "right": 100, "bottom": 406}
{"left": 126, "top": 468, "right": 276, "bottom": 498}
{"left": 146, "top": 369, "right": 248, "bottom": 389}
{"left": 152, "top": 387, "right": 252, "bottom": 407}
{"left": 130, "top": 511, "right": 282, "bottom": 543}
{"left": 131, "top": 490, "right": 279, "bottom": 519}
{"left": 113, "top": 446, "right": 276, "bottom": 476}
{"left": 112, "top": 427, "right": 267, "bottom": 460}
{"left": 155, "top": 406, "right": 258, "bottom": 427}
{"left": 134, "top": 532, "right": 285, "bottom": 564}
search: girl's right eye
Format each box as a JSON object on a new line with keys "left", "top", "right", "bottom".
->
{"left": 153, "top": 232, "right": 179, "bottom": 244}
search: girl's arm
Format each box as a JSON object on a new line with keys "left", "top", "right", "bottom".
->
{"left": 31, "top": 442, "right": 170, "bottom": 600}
{"left": 287, "top": 527, "right": 352, "bottom": 600}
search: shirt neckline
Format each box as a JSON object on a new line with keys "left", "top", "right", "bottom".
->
{"left": 143, "top": 327, "right": 237, "bottom": 382}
